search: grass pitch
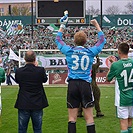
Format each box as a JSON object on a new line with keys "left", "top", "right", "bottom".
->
{"left": 0, "top": 85, "right": 120, "bottom": 133}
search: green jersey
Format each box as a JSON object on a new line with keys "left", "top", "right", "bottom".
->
{"left": 107, "top": 58, "right": 133, "bottom": 106}
{"left": 0, "top": 67, "right": 5, "bottom": 84}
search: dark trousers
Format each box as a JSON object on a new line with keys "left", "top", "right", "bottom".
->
{"left": 6, "top": 74, "right": 16, "bottom": 85}
{"left": 18, "top": 109, "right": 43, "bottom": 133}
{"left": 6, "top": 75, "right": 12, "bottom": 85}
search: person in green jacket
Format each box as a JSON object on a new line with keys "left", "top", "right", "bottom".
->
{"left": 0, "top": 58, "right": 6, "bottom": 115}
{"left": 0, "top": 67, "right": 5, "bottom": 84}
{"left": 0, "top": 58, "right": 5, "bottom": 84}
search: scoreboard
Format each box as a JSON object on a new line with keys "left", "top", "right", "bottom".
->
{"left": 36, "top": 0, "right": 86, "bottom": 24}
{"left": 36, "top": 18, "right": 86, "bottom": 24}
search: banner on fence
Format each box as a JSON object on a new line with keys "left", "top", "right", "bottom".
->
{"left": 49, "top": 72, "right": 112, "bottom": 84}
{"left": 36, "top": 55, "right": 117, "bottom": 68}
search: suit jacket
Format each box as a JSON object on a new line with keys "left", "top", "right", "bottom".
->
{"left": 14, "top": 63, "right": 48, "bottom": 110}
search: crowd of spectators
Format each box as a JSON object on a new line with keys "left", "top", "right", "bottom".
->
{"left": 0, "top": 25, "right": 133, "bottom": 52}
{"left": 0, "top": 24, "right": 133, "bottom": 84}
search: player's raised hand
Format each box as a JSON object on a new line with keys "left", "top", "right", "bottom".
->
{"left": 60, "top": 10, "right": 68, "bottom": 29}
{"left": 64, "top": 10, "right": 68, "bottom": 17}
{"left": 90, "top": 19, "right": 98, "bottom": 26}
{"left": 90, "top": 19, "right": 101, "bottom": 32}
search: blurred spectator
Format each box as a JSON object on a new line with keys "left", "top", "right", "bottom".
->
{"left": 6, "top": 63, "right": 16, "bottom": 85}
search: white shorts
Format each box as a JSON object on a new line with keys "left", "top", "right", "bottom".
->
{"left": 116, "top": 106, "right": 133, "bottom": 119}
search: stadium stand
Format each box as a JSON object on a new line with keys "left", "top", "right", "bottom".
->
{"left": 0, "top": 25, "right": 133, "bottom": 76}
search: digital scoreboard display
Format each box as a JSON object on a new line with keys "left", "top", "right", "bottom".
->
{"left": 36, "top": 0, "right": 85, "bottom": 18}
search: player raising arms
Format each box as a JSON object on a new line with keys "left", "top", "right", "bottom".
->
{"left": 55, "top": 11, "right": 106, "bottom": 133}
{"left": 106, "top": 43, "right": 133, "bottom": 133}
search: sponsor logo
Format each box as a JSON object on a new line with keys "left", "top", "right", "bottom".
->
{"left": 52, "top": 73, "right": 62, "bottom": 84}
{"left": 96, "top": 77, "right": 106, "bottom": 83}
{"left": 105, "top": 55, "right": 117, "bottom": 68}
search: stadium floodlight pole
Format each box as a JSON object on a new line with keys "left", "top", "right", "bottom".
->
{"left": 31, "top": 0, "right": 34, "bottom": 47}
{"left": 100, "top": 0, "right": 103, "bottom": 29}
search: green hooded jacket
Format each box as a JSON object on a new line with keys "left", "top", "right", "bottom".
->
{"left": 0, "top": 67, "right": 5, "bottom": 84}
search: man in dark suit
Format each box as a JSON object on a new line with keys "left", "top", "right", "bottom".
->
{"left": 14, "top": 50, "right": 48, "bottom": 133}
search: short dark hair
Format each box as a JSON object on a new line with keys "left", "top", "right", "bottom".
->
{"left": 118, "top": 43, "right": 129, "bottom": 55}
{"left": 24, "top": 50, "right": 36, "bottom": 62}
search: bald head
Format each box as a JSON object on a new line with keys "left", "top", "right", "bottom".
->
{"left": 24, "top": 50, "right": 36, "bottom": 63}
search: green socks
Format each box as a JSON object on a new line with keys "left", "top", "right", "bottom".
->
{"left": 128, "top": 127, "right": 132, "bottom": 133}
{"left": 121, "top": 130, "right": 128, "bottom": 133}
{"left": 120, "top": 127, "right": 132, "bottom": 133}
